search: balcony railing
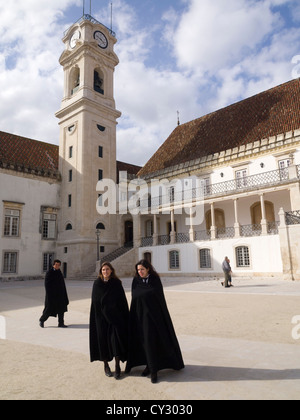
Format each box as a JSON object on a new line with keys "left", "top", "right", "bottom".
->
{"left": 286, "top": 211, "right": 300, "bottom": 225}
{"left": 139, "top": 167, "right": 299, "bottom": 211}
{"left": 140, "top": 222, "right": 280, "bottom": 247}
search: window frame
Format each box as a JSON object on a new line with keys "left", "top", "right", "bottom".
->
{"left": 2, "top": 251, "right": 18, "bottom": 274}
{"left": 235, "top": 246, "right": 251, "bottom": 268}
{"left": 169, "top": 249, "right": 180, "bottom": 271}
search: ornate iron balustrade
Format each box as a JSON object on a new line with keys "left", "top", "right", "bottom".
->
{"left": 139, "top": 168, "right": 295, "bottom": 212}
{"left": 141, "top": 237, "right": 153, "bottom": 247}
{"left": 176, "top": 233, "right": 190, "bottom": 243}
{"left": 217, "top": 227, "right": 235, "bottom": 239}
{"left": 267, "top": 221, "right": 280, "bottom": 234}
{"left": 240, "top": 224, "right": 262, "bottom": 237}
{"left": 206, "top": 168, "right": 289, "bottom": 197}
{"left": 64, "top": 14, "right": 116, "bottom": 37}
{"left": 286, "top": 211, "right": 300, "bottom": 225}
{"left": 195, "top": 230, "right": 211, "bottom": 241}
{"left": 140, "top": 222, "right": 280, "bottom": 247}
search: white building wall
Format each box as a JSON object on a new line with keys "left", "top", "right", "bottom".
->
{"left": 0, "top": 172, "right": 60, "bottom": 279}
{"left": 139, "top": 235, "right": 283, "bottom": 278}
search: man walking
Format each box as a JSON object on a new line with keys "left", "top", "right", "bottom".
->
{"left": 222, "top": 256, "right": 233, "bottom": 288}
{"left": 39, "top": 259, "right": 69, "bottom": 328}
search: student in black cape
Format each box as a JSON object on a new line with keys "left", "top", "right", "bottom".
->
{"left": 39, "top": 259, "right": 69, "bottom": 328}
{"left": 125, "top": 260, "right": 184, "bottom": 384}
{"left": 89, "top": 262, "right": 129, "bottom": 379}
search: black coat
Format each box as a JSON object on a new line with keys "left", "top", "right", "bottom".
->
{"left": 89, "top": 277, "right": 129, "bottom": 363}
{"left": 43, "top": 268, "right": 69, "bottom": 317}
{"left": 125, "top": 274, "right": 184, "bottom": 374}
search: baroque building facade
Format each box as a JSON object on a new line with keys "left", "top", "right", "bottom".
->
{"left": 1, "top": 14, "right": 300, "bottom": 281}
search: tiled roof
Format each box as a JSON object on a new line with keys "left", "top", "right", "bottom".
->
{"left": 116, "top": 160, "right": 142, "bottom": 183}
{"left": 0, "top": 131, "right": 59, "bottom": 178}
{"left": 0, "top": 130, "right": 141, "bottom": 182}
{"left": 138, "top": 78, "right": 300, "bottom": 177}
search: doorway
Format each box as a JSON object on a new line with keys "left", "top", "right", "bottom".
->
{"left": 124, "top": 220, "right": 133, "bottom": 246}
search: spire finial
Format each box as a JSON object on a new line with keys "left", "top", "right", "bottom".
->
{"left": 177, "top": 110, "right": 181, "bottom": 126}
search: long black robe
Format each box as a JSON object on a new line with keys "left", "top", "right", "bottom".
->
{"left": 89, "top": 277, "right": 129, "bottom": 363}
{"left": 42, "top": 268, "right": 69, "bottom": 318}
{"left": 125, "top": 274, "right": 184, "bottom": 374}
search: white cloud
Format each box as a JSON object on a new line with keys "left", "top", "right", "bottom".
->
{"left": 0, "top": 0, "right": 78, "bottom": 143}
{"left": 168, "top": 0, "right": 284, "bottom": 74}
{"left": 0, "top": 0, "right": 299, "bottom": 168}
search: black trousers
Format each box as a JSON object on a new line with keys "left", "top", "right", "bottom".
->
{"left": 40, "top": 311, "right": 65, "bottom": 325}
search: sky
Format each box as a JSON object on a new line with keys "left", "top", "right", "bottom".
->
{"left": 1, "top": 0, "right": 300, "bottom": 167}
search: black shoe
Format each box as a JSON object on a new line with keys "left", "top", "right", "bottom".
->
{"left": 58, "top": 324, "right": 68, "bottom": 328}
{"left": 39, "top": 320, "right": 44, "bottom": 328}
{"left": 115, "top": 367, "right": 121, "bottom": 380}
{"left": 151, "top": 373, "right": 158, "bottom": 384}
{"left": 141, "top": 366, "right": 150, "bottom": 377}
{"left": 105, "top": 365, "right": 112, "bottom": 378}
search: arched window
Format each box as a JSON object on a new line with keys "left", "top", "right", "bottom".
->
{"left": 94, "top": 68, "right": 104, "bottom": 94}
{"left": 251, "top": 201, "right": 275, "bottom": 225}
{"left": 66, "top": 223, "right": 73, "bottom": 231}
{"left": 143, "top": 252, "right": 152, "bottom": 264}
{"left": 96, "top": 222, "right": 105, "bottom": 230}
{"left": 206, "top": 209, "right": 225, "bottom": 231}
{"left": 70, "top": 67, "right": 80, "bottom": 95}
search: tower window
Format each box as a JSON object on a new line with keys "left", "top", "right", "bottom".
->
{"left": 96, "top": 223, "right": 105, "bottom": 230}
{"left": 69, "top": 170, "right": 73, "bottom": 182}
{"left": 97, "top": 125, "right": 106, "bottom": 133}
{"left": 98, "top": 169, "right": 103, "bottom": 181}
{"left": 69, "top": 146, "right": 73, "bottom": 159}
{"left": 68, "top": 195, "right": 72, "bottom": 208}
{"left": 94, "top": 70, "right": 104, "bottom": 94}
{"left": 71, "top": 67, "right": 80, "bottom": 95}
{"left": 99, "top": 146, "right": 103, "bottom": 158}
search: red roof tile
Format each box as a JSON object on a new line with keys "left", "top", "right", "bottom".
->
{"left": 138, "top": 78, "right": 300, "bottom": 177}
{"left": 0, "top": 131, "right": 59, "bottom": 175}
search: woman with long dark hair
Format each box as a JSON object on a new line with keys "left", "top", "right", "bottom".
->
{"left": 89, "top": 262, "right": 129, "bottom": 379}
{"left": 125, "top": 260, "right": 184, "bottom": 383}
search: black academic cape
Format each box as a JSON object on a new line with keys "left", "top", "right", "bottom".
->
{"left": 125, "top": 274, "right": 185, "bottom": 374}
{"left": 89, "top": 277, "right": 129, "bottom": 363}
{"left": 43, "top": 268, "right": 69, "bottom": 317}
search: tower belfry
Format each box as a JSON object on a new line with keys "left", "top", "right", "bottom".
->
{"left": 55, "top": 14, "right": 121, "bottom": 278}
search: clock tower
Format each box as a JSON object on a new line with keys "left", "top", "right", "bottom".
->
{"left": 55, "top": 15, "right": 121, "bottom": 278}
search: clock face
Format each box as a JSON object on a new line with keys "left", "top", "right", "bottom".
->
{"left": 94, "top": 31, "right": 108, "bottom": 49}
{"left": 70, "top": 30, "right": 81, "bottom": 49}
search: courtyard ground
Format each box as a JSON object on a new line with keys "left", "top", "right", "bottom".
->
{"left": 1, "top": 276, "right": 300, "bottom": 400}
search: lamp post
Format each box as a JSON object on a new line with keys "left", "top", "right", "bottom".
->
{"left": 95, "top": 229, "right": 100, "bottom": 261}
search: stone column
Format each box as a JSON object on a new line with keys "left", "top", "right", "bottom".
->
{"left": 170, "top": 209, "right": 176, "bottom": 244}
{"left": 210, "top": 202, "right": 216, "bottom": 239}
{"left": 260, "top": 193, "right": 268, "bottom": 235}
{"left": 234, "top": 198, "right": 240, "bottom": 237}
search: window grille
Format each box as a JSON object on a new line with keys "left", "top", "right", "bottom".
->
{"left": 169, "top": 250, "right": 180, "bottom": 269}
{"left": 3, "top": 252, "right": 17, "bottom": 273}
{"left": 200, "top": 249, "right": 211, "bottom": 268}
{"left": 236, "top": 246, "right": 250, "bottom": 267}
